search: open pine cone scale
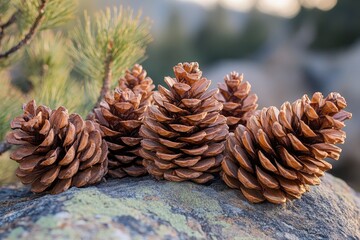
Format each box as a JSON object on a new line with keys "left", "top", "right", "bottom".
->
{"left": 222, "top": 92, "right": 352, "bottom": 204}
{"left": 95, "top": 88, "right": 147, "bottom": 178}
{"left": 140, "top": 62, "right": 229, "bottom": 184}
{"left": 7, "top": 100, "right": 108, "bottom": 194}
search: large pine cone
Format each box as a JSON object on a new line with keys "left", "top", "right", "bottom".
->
{"left": 118, "top": 64, "right": 155, "bottom": 107}
{"left": 95, "top": 89, "right": 148, "bottom": 178}
{"left": 6, "top": 100, "right": 108, "bottom": 194}
{"left": 139, "top": 62, "right": 229, "bottom": 184}
{"left": 216, "top": 71, "right": 258, "bottom": 131}
{"left": 221, "top": 92, "right": 352, "bottom": 204}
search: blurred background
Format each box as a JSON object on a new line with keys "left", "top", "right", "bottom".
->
{"left": 1, "top": 0, "right": 360, "bottom": 190}
{"left": 91, "top": 0, "right": 360, "bottom": 190}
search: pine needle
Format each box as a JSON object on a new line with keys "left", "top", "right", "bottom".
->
{"left": 0, "top": 71, "right": 24, "bottom": 141}
{"left": 24, "top": 31, "right": 85, "bottom": 115}
{"left": 0, "top": 0, "right": 76, "bottom": 66}
{"left": 70, "top": 7, "right": 152, "bottom": 109}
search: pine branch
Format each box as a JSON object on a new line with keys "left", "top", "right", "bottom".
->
{"left": 89, "top": 41, "right": 113, "bottom": 117}
{"left": 0, "top": 12, "right": 18, "bottom": 29}
{"left": 70, "top": 7, "right": 152, "bottom": 117}
{"left": 0, "top": 0, "right": 48, "bottom": 59}
{"left": 0, "top": 72, "right": 23, "bottom": 144}
{"left": 0, "top": 141, "right": 11, "bottom": 155}
{"left": 0, "top": 11, "right": 18, "bottom": 44}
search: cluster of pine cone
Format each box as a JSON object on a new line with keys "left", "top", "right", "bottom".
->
{"left": 6, "top": 62, "right": 352, "bottom": 204}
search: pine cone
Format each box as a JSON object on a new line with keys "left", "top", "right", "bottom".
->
{"left": 118, "top": 64, "right": 155, "bottom": 107}
{"left": 139, "top": 62, "right": 229, "bottom": 184}
{"left": 216, "top": 71, "right": 258, "bottom": 131}
{"left": 221, "top": 92, "right": 352, "bottom": 204}
{"left": 94, "top": 88, "right": 147, "bottom": 178}
{"left": 6, "top": 100, "right": 108, "bottom": 194}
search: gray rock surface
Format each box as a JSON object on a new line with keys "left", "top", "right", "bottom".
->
{"left": 0, "top": 174, "right": 359, "bottom": 240}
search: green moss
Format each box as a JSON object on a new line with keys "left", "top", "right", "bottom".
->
{"left": 125, "top": 199, "right": 203, "bottom": 238}
{"left": 5, "top": 221, "right": 79, "bottom": 240}
{"left": 164, "top": 181, "right": 222, "bottom": 214}
{"left": 35, "top": 215, "right": 59, "bottom": 229}
{"left": 64, "top": 188, "right": 203, "bottom": 238}
{"left": 33, "top": 229, "right": 79, "bottom": 240}
{"left": 5, "top": 227, "right": 25, "bottom": 240}
{"left": 5, "top": 181, "right": 238, "bottom": 239}
{"left": 64, "top": 188, "right": 138, "bottom": 218}
{"left": 161, "top": 181, "right": 235, "bottom": 230}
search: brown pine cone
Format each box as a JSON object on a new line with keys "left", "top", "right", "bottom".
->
{"left": 216, "top": 71, "right": 258, "bottom": 132}
{"left": 94, "top": 88, "right": 147, "bottom": 178}
{"left": 6, "top": 100, "right": 108, "bottom": 194}
{"left": 221, "top": 92, "right": 352, "bottom": 204}
{"left": 139, "top": 62, "right": 229, "bottom": 184}
{"left": 118, "top": 64, "right": 155, "bottom": 107}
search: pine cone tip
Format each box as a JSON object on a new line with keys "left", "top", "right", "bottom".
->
{"left": 217, "top": 71, "right": 258, "bottom": 131}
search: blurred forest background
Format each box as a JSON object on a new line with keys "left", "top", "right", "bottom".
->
{"left": 1, "top": 0, "right": 360, "bottom": 190}
{"left": 83, "top": 0, "right": 360, "bottom": 191}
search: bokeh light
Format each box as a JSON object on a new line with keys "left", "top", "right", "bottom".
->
{"left": 177, "top": 0, "right": 338, "bottom": 18}
{"left": 176, "top": 0, "right": 218, "bottom": 9}
{"left": 219, "top": 0, "right": 256, "bottom": 12}
{"left": 257, "top": 0, "right": 301, "bottom": 18}
{"left": 301, "top": 0, "right": 338, "bottom": 11}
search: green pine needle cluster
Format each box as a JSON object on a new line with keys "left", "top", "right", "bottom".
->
{"left": 14, "top": 0, "right": 76, "bottom": 31}
{"left": 0, "top": 0, "right": 76, "bottom": 67}
{"left": 24, "top": 31, "right": 85, "bottom": 115}
{"left": 70, "top": 7, "right": 152, "bottom": 87}
{"left": 0, "top": 152, "right": 18, "bottom": 186}
{"left": 0, "top": 73, "right": 23, "bottom": 141}
{"left": 0, "top": 0, "right": 11, "bottom": 14}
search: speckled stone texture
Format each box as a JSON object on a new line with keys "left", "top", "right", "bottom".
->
{"left": 0, "top": 174, "right": 359, "bottom": 240}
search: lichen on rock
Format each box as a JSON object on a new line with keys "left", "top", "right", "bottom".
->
{"left": 0, "top": 174, "right": 359, "bottom": 239}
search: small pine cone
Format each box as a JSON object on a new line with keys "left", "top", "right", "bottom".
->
{"left": 221, "top": 92, "right": 352, "bottom": 204}
{"left": 140, "top": 62, "right": 229, "bottom": 184}
{"left": 216, "top": 71, "right": 258, "bottom": 131}
{"left": 95, "top": 88, "right": 147, "bottom": 178}
{"left": 118, "top": 64, "right": 155, "bottom": 107}
{"left": 6, "top": 100, "right": 108, "bottom": 194}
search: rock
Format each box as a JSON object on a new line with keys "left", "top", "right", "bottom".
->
{"left": 0, "top": 174, "right": 359, "bottom": 240}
